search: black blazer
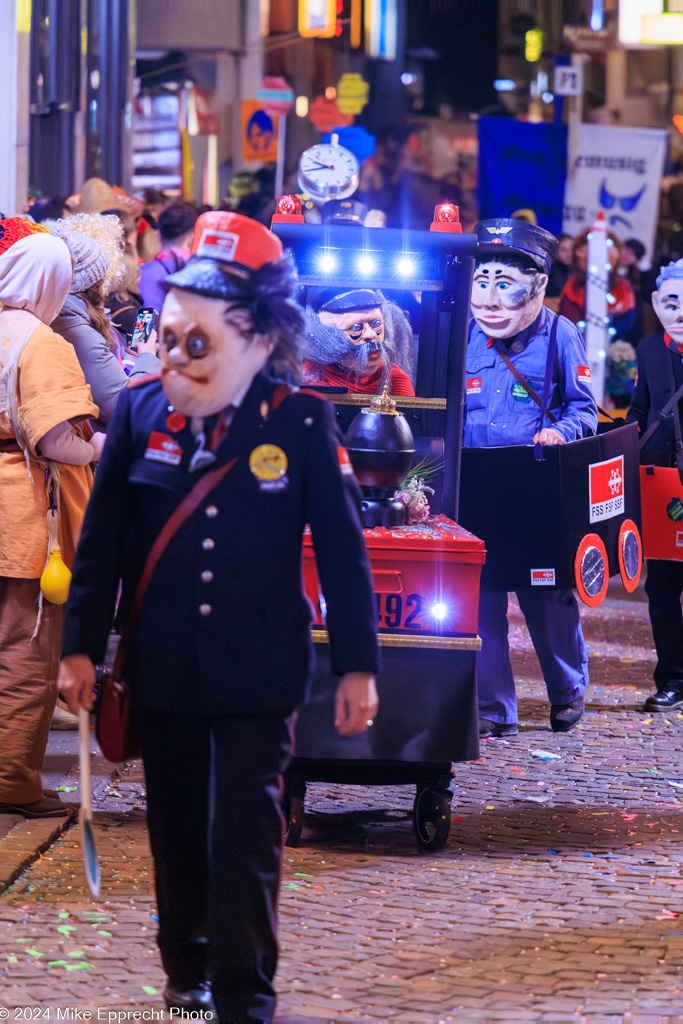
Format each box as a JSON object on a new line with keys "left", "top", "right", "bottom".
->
{"left": 61, "top": 373, "right": 379, "bottom": 715}
{"left": 627, "top": 332, "right": 683, "bottom": 467}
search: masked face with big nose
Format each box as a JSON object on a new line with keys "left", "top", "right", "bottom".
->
{"left": 318, "top": 306, "right": 385, "bottom": 375}
{"left": 160, "top": 288, "right": 275, "bottom": 417}
{"left": 471, "top": 260, "right": 548, "bottom": 340}
{"left": 653, "top": 277, "right": 683, "bottom": 348}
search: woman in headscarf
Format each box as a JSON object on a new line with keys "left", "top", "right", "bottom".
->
{"left": 49, "top": 214, "right": 160, "bottom": 431}
{"left": 0, "top": 223, "right": 103, "bottom": 818}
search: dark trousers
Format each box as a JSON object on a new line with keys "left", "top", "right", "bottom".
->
{"left": 645, "top": 559, "right": 683, "bottom": 694}
{"left": 132, "top": 705, "right": 295, "bottom": 1023}
{"left": 477, "top": 588, "right": 588, "bottom": 724}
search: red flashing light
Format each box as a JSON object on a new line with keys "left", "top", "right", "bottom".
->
{"left": 278, "top": 194, "right": 301, "bottom": 215}
{"left": 430, "top": 203, "right": 462, "bottom": 233}
{"left": 271, "top": 194, "right": 305, "bottom": 225}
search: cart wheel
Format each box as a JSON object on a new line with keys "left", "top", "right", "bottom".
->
{"left": 413, "top": 787, "right": 452, "bottom": 851}
{"left": 574, "top": 533, "right": 609, "bottom": 606}
{"left": 283, "top": 795, "right": 304, "bottom": 848}
{"left": 618, "top": 519, "right": 642, "bottom": 593}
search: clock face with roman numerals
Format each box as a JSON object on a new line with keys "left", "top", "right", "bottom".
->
{"left": 297, "top": 143, "right": 360, "bottom": 201}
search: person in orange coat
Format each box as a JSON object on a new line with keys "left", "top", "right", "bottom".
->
{"left": 0, "top": 222, "right": 103, "bottom": 818}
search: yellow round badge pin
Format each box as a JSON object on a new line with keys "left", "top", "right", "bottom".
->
{"left": 249, "top": 444, "right": 288, "bottom": 481}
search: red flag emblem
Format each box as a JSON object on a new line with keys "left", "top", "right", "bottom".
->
{"left": 589, "top": 455, "right": 624, "bottom": 523}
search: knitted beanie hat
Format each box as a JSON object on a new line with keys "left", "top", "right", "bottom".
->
{"left": 47, "top": 214, "right": 125, "bottom": 294}
{"left": 51, "top": 229, "right": 109, "bottom": 294}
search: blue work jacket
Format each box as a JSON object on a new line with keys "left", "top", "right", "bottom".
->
{"left": 463, "top": 307, "right": 598, "bottom": 448}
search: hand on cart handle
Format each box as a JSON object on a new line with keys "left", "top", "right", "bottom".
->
{"left": 57, "top": 654, "right": 97, "bottom": 714}
{"left": 334, "top": 673, "right": 379, "bottom": 737}
{"left": 533, "top": 428, "right": 565, "bottom": 445}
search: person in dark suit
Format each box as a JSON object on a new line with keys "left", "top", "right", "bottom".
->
{"left": 627, "top": 258, "right": 683, "bottom": 712}
{"left": 57, "top": 212, "right": 379, "bottom": 1023}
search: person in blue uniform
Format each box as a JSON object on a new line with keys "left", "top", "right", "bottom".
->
{"left": 465, "top": 219, "right": 598, "bottom": 738}
{"left": 56, "top": 212, "right": 379, "bottom": 1023}
{"left": 628, "top": 259, "right": 683, "bottom": 712}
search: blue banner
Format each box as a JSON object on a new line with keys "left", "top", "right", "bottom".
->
{"left": 477, "top": 118, "right": 567, "bottom": 236}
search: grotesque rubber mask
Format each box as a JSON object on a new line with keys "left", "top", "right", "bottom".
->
{"left": 471, "top": 260, "right": 548, "bottom": 339}
{"left": 160, "top": 288, "right": 274, "bottom": 417}
{"left": 653, "top": 277, "right": 683, "bottom": 347}
{"left": 318, "top": 306, "right": 385, "bottom": 375}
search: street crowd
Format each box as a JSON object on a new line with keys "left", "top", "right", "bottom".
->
{"left": 1, "top": 168, "right": 683, "bottom": 1021}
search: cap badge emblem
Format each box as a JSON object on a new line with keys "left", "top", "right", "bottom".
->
{"left": 195, "top": 228, "right": 239, "bottom": 261}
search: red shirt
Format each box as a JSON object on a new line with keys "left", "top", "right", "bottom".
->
{"left": 302, "top": 361, "right": 415, "bottom": 396}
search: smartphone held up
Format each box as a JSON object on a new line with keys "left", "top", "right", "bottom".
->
{"left": 130, "top": 308, "right": 159, "bottom": 352}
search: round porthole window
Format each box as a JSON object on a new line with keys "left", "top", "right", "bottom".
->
{"left": 574, "top": 534, "right": 609, "bottom": 606}
{"left": 581, "top": 545, "right": 605, "bottom": 598}
{"left": 618, "top": 519, "right": 642, "bottom": 593}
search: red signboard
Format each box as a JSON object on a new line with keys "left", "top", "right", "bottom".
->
{"left": 589, "top": 455, "right": 624, "bottom": 524}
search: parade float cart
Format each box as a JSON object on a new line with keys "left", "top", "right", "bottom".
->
{"left": 458, "top": 424, "right": 642, "bottom": 604}
{"left": 272, "top": 200, "right": 484, "bottom": 850}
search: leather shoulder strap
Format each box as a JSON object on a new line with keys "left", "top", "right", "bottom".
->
{"left": 492, "top": 342, "right": 557, "bottom": 424}
{"left": 113, "top": 456, "right": 238, "bottom": 680}
{"left": 270, "top": 383, "right": 329, "bottom": 413}
{"left": 271, "top": 382, "right": 295, "bottom": 412}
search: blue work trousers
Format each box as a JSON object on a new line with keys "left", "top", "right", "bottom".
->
{"left": 477, "top": 588, "right": 589, "bottom": 724}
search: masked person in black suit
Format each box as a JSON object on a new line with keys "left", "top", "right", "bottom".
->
{"left": 57, "top": 212, "right": 379, "bottom": 1023}
{"left": 628, "top": 258, "right": 683, "bottom": 713}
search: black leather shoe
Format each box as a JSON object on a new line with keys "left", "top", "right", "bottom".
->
{"left": 550, "top": 696, "right": 585, "bottom": 732}
{"left": 644, "top": 689, "right": 683, "bottom": 712}
{"left": 479, "top": 718, "right": 518, "bottom": 738}
{"left": 163, "top": 982, "right": 214, "bottom": 1014}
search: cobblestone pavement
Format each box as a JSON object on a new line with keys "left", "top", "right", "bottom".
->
{"left": 2, "top": 581, "right": 683, "bottom": 1022}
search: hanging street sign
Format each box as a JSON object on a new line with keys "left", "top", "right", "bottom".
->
{"left": 299, "top": 0, "right": 336, "bottom": 38}
{"left": 257, "top": 76, "right": 295, "bottom": 117}
{"left": 553, "top": 65, "right": 584, "bottom": 97}
{"left": 336, "top": 73, "right": 370, "bottom": 115}
{"left": 308, "top": 95, "right": 354, "bottom": 134}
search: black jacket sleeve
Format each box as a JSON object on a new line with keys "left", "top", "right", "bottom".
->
{"left": 626, "top": 342, "right": 651, "bottom": 437}
{"left": 61, "top": 388, "right": 134, "bottom": 663}
{"left": 303, "top": 399, "right": 379, "bottom": 676}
